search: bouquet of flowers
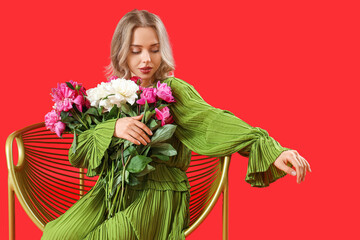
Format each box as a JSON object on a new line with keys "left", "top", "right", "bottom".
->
{"left": 44, "top": 76, "right": 177, "bottom": 219}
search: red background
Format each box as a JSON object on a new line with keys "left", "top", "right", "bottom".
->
{"left": 1, "top": 0, "right": 359, "bottom": 239}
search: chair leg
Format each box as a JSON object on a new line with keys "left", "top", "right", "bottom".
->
{"left": 222, "top": 177, "right": 229, "bottom": 240}
{"left": 8, "top": 177, "right": 15, "bottom": 240}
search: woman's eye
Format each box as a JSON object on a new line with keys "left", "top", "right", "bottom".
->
{"left": 152, "top": 50, "right": 159, "bottom": 53}
{"left": 132, "top": 51, "right": 141, "bottom": 54}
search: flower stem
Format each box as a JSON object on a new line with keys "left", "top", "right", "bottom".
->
{"left": 70, "top": 109, "right": 89, "bottom": 130}
{"left": 108, "top": 155, "right": 131, "bottom": 217}
{"left": 87, "top": 161, "right": 105, "bottom": 198}
{"left": 119, "top": 155, "right": 131, "bottom": 210}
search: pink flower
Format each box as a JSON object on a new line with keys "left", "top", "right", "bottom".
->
{"left": 69, "top": 80, "right": 86, "bottom": 94}
{"left": 156, "top": 81, "right": 175, "bottom": 103}
{"left": 45, "top": 110, "right": 66, "bottom": 137}
{"left": 45, "top": 110, "right": 61, "bottom": 132}
{"left": 69, "top": 80, "right": 89, "bottom": 111}
{"left": 136, "top": 87, "right": 157, "bottom": 105}
{"left": 73, "top": 95, "right": 85, "bottom": 112}
{"left": 155, "top": 106, "right": 174, "bottom": 126}
{"left": 54, "top": 121, "right": 66, "bottom": 137}
{"left": 51, "top": 81, "right": 88, "bottom": 112}
{"left": 130, "top": 76, "right": 142, "bottom": 85}
{"left": 108, "top": 75, "right": 118, "bottom": 82}
{"left": 51, "top": 83, "right": 76, "bottom": 112}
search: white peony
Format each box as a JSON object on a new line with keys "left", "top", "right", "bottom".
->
{"left": 86, "top": 78, "right": 139, "bottom": 112}
{"left": 86, "top": 81, "right": 112, "bottom": 108}
{"left": 107, "top": 78, "right": 139, "bottom": 106}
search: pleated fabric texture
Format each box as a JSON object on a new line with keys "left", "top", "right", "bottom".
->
{"left": 164, "top": 77, "right": 292, "bottom": 187}
{"left": 41, "top": 76, "right": 291, "bottom": 240}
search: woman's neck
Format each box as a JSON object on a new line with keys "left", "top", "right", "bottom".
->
{"left": 140, "top": 78, "right": 157, "bottom": 88}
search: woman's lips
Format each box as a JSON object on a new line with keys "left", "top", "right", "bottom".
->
{"left": 140, "top": 67, "right": 152, "bottom": 74}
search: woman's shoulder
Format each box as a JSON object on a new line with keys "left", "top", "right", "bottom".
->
{"left": 161, "top": 77, "right": 193, "bottom": 90}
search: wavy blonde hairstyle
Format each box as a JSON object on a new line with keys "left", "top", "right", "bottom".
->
{"left": 104, "top": 9, "right": 175, "bottom": 81}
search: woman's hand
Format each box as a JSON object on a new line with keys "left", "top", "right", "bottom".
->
{"left": 113, "top": 114, "right": 153, "bottom": 146}
{"left": 273, "top": 150, "right": 312, "bottom": 184}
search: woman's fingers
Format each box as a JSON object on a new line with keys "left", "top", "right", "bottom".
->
{"left": 287, "top": 152, "right": 303, "bottom": 184}
{"left": 114, "top": 114, "right": 153, "bottom": 146}
{"left": 293, "top": 151, "right": 311, "bottom": 182}
{"left": 300, "top": 155, "right": 311, "bottom": 172}
{"left": 277, "top": 161, "right": 297, "bottom": 176}
{"left": 128, "top": 129, "right": 148, "bottom": 145}
{"left": 134, "top": 118, "right": 153, "bottom": 136}
{"left": 295, "top": 154, "right": 305, "bottom": 182}
{"left": 274, "top": 150, "right": 311, "bottom": 184}
{"left": 129, "top": 115, "right": 153, "bottom": 145}
{"left": 131, "top": 124, "right": 151, "bottom": 143}
{"left": 125, "top": 133, "right": 141, "bottom": 145}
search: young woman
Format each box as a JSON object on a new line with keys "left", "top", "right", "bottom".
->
{"left": 41, "top": 9, "right": 311, "bottom": 240}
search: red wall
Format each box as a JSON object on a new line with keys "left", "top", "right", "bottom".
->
{"left": 1, "top": 0, "right": 359, "bottom": 239}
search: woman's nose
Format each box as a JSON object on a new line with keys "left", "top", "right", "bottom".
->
{"left": 141, "top": 50, "right": 151, "bottom": 63}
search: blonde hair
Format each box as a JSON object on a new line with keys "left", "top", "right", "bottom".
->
{"left": 104, "top": 9, "right": 175, "bottom": 81}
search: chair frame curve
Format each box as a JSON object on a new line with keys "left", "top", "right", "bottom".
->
{"left": 6, "top": 122, "right": 231, "bottom": 240}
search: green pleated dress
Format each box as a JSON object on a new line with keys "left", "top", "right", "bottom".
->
{"left": 41, "top": 77, "right": 291, "bottom": 240}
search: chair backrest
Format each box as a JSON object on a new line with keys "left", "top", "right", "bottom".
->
{"left": 6, "top": 122, "right": 231, "bottom": 237}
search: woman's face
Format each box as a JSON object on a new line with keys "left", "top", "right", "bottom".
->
{"left": 127, "top": 27, "right": 162, "bottom": 84}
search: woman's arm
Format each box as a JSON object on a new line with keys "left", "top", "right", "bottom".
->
{"left": 163, "top": 77, "right": 309, "bottom": 187}
{"left": 68, "top": 114, "right": 153, "bottom": 177}
{"left": 68, "top": 118, "right": 117, "bottom": 177}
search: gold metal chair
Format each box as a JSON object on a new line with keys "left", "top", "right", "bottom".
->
{"left": 6, "top": 122, "right": 231, "bottom": 240}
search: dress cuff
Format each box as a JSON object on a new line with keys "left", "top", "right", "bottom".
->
{"left": 68, "top": 118, "right": 117, "bottom": 177}
{"left": 244, "top": 134, "right": 292, "bottom": 188}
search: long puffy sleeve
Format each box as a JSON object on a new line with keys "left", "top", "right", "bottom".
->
{"left": 162, "top": 77, "right": 292, "bottom": 187}
{"left": 68, "top": 118, "right": 117, "bottom": 177}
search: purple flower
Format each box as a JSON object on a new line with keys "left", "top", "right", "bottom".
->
{"left": 156, "top": 81, "right": 175, "bottom": 103}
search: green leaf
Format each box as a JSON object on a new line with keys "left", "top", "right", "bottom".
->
{"left": 123, "top": 140, "right": 133, "bottom": 150}
{"left": 91, "top": 116, "right": 101, "bottom": 125}
{"left": 124, "top": 170, "right": 130, "bottom": 184}
{"left": 62, "top": 116, "right": 76, "bottom": 124}
{"left": 135, "top": 164, "right": 155, "bottom": 177}
{"left": 142, "top": 100, "right": 149, "bottom": 123}
{"left": 157, "top": 104, "right": 169, "bottom": 110}
{"left": 121, "top": 104, "right": 131, "bottom": 115}
{"left": 85, "top": 114, "right": 92, "bottom": 126}
{"left": 144, "top": 110, "right": 155, "bottom": 123}
{"left": 151, "top": 143, "right": 177, "bottom": 156}
{"left": 109, "top": 146, "right": 122, "bottom": 161}
{"left": 85, "top": 107, "right": 99, "bottom": 116}
{"left": 126, "top": 155, "right": 152, "bottom": 173}
{"left": 143, "top": 145, "right": 151, "bottom": 156}
{"left": 98, "top": 106, "right": 104, "bottom": 116}
{"left": 123, "top": 145, "right": 137, "bottom": 160}
{"left": 149, "top": 124, "right": 177, "bottom": 144}
{"left": 128, "top": 174, "right": 140, "bottom": 186}
{"left": 151, "top": 154, "right": 170, "bottom": 161}
{"left": 71, "top": 129, "right": 77, "bottom": 154}
{"left": 60, "top": 111, "right": 70, "bottom": 121}
{"left": 148, "top": 118, "right": 159, "bottom": 130}
{"left": 105, "top": 105, "right": 119, "bottom": 120}
{"left": 110, "top": 137, "right": 125, "bottom": 148}
{"left": 66, "top": 81, "right": 75, "bottom": 90}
